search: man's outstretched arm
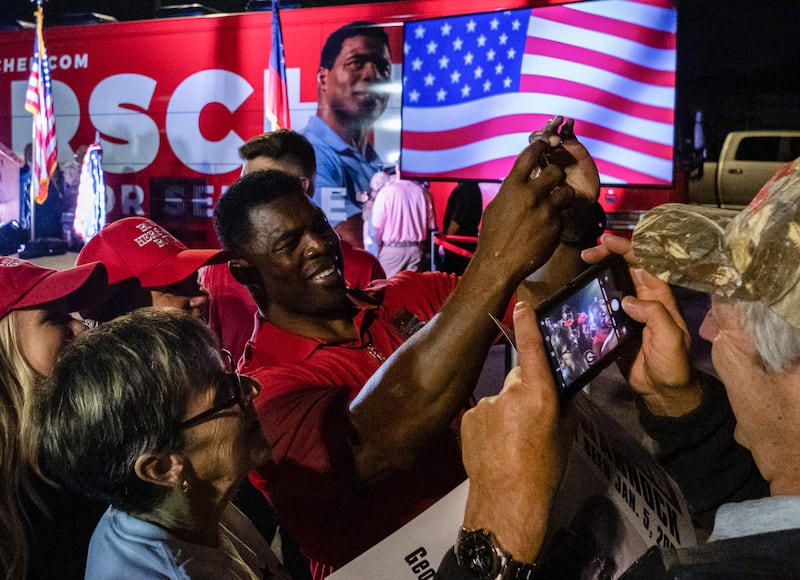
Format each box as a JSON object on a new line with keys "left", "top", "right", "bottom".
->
{"left": 349, "top": 123, "right": 583, "bottom": 484}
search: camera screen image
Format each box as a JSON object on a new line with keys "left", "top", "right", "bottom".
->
{"left": 539, "top": 267, "right": 631, "bottom": 391}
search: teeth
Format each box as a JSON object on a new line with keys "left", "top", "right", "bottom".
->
{"left": 313, "top": 266, "right": 335, "bottom": 280}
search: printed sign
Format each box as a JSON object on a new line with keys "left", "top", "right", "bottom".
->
{"left": 328, "top": 393, "right": 696, "bottom": 579}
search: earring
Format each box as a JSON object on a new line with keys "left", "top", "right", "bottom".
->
{"left": 181, "top": 479, "right": 191, "bottom": 494}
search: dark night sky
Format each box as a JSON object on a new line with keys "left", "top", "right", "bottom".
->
{"left": 675, "top": 0, "right": 800, "bottom": 154}
{"left": 3, "top": 0, "right": 799, "bottom": 154}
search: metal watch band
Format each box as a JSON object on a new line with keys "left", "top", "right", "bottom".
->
{"left": 455, "top": 528, "right": 538, "bottom": 580}
{"left": 502, "top": 559, "right": 538, "bottom": 580}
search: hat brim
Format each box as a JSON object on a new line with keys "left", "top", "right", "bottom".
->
{"left": 138, "top": 249, "right": 229, "bottom": 288}
{"left": 632, "top": 203, "right": 742, "bottom": 297}
{"left": 14, "top": 261, "right": 109, "bottom": 314}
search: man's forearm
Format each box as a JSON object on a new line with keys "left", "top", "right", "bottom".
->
{"left": 349, "top": 254, "right": 525, "bottom": 482}
{"left": 350, "top": 245, "right": 591, "bottom": 483}
{"left": 349, "top": 139, "right": 581, "bottom": 483}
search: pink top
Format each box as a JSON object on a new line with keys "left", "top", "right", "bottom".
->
{"left": 371, "top": 180, "right": 436, "bottom": 244}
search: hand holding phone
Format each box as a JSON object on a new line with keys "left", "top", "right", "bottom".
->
{"left": 535, "top": 254, "right": 642, "bottom": 401}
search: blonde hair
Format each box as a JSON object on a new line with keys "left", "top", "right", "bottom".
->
{"left": 0, "top": 312, "right": 43, "bottom": 580}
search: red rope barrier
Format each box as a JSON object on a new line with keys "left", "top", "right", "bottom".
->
{"left": 433, "top": 234, "right": 479, "bottom": 259}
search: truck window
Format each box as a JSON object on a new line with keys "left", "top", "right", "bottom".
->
{"left": 735, "top": 137, "right": 782, "bottom": 162}
{"left": 786, "top": 137, "right": 800, "bottom": 161}
{"left": 736, "top": 136, "right": 800, "bottom": 163}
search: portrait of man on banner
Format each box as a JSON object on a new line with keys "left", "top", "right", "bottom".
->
{"left": 300, "top": 20, "right": 394, "bottom": 250}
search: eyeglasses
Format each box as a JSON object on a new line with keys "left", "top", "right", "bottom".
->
{"left": 177, "top": 349, "right": 258, "bottom": 431}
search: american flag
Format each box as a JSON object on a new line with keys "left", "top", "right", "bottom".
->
{"left": 73, "top": 136, "right": 106, "bottom": 242}
{"left": 24, "top": 6, "right": 58, "bottom": 205}
{"left": 400, "top": 0, "right": 677, "bottom": 184}
{"left": 265, "top": 0, "right": 290, "bottom": 131}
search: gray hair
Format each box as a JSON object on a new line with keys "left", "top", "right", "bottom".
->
{"left": 38, "top": 308, "right": 220, "bottom": 513}
{"left": 735, "top": 299, "right": 800, "bottom": 373}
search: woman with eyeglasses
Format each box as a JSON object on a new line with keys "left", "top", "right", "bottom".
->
{"left": 37, "top": 308, "right": 290, "bottom": 579}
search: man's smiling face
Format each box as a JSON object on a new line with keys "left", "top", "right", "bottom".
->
{"left": 242, "top": 194, "right": 348, "bottom": 320}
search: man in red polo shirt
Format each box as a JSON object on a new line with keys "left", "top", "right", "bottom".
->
{"left": 213, "top": 117, "right": 602, "bottom": 578}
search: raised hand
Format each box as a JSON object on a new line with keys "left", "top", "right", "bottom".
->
{"left": 529, "top": 116, "right": 600, "bottom": 203}
{"left": 461, "top": 301, "right": 571, "bottom": 561}
{"left": 476, "top": 137, "right": 576, "bottom": 280}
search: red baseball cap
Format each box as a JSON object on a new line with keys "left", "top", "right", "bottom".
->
{"left": 76, "top": 217, "right": 229, "bottom": 287}
{"left": 0, "top": 257, "right": 108, "bottom": 321}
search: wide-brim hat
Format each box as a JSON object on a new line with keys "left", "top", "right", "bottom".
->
{"left": 632, "top": 157, "right": 800, "bottom": 328}
{"left": 76, "top": 217, "right": 228, "bottom": 287}
{"left": 1, "top": 257, "right": 108, "bottom": 320}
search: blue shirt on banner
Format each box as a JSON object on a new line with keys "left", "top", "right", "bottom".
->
{"left": 300, "top": 115, "right": 384, "bottom": 226}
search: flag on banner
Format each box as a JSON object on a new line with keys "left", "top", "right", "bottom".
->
{"left": 24, "top": 6, "right": 58, "bottom": 205}
{"left": 73, "top": 137, "right": 106, "bottom": 243}
{"left": 400, "top": 0, "right": 677, "bottom": 184}
{"left": 265, "top": 0, "right": 290, "bottom": 131}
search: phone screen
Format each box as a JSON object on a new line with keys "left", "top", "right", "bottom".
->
{"left": 536, "top": 255, "right": 640, "bottom": 399}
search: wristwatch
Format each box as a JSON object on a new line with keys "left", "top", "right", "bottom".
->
{"left": 455, "top": 528, "right": 538, "bottom": 580}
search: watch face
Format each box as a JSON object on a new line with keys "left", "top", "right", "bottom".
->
{"left": 459, "top": 530, "right": 501, "bottom": 578}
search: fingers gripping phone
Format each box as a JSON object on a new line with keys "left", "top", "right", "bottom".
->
{"left": 535, "top": 254, "right": 642, "bottom": 401}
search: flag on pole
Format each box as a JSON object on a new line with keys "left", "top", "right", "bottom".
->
{"left": 24, "top": 6, "right": 58, "bottom": 205}
{"left": 265, "top": 0, "right": 290, "bottom": 131}
{"left": 73, "top": 135, "right": 106, "bottom": 243}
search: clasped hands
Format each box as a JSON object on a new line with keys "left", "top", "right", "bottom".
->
{"left": 476, "top": 116, "right": 601, "bottom": 279}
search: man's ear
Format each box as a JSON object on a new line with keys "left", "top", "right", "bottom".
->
{"left": 317, "top": 67, "right": 328, "bottom": 91}
{"left": 134, "top": 452, "right": 185, "bottom": 488}
{"left": 230, "top": 259, "right": 271, "bottom": 314}
{"left": 299, "top": 176, "right": 312, "bottom": 196}
{"left": 229, "top": 259, "right": 259, "bottom": 287}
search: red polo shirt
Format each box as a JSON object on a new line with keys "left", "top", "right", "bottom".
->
{"left": 242, "top": 271, "right": 472, "bottom": 577}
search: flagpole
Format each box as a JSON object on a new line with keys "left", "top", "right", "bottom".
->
{"left": 29, "top": 0, "right": 41, "bottom": 242}
{"left": 26, "top": 0, "right": 50, "bottom": 243}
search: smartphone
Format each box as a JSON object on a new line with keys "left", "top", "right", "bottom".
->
{"left": 535, "top": 254, "right": 642, "bottom": 401}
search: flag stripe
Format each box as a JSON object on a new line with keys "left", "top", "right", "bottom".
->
{"left": 533, "top": 4, "right": 677, "bottom": 50}
{"left": 402, "top": 129, "right": 672, "bottom": 183}
{"left": 564, "top": 0, "right": 678, "bottom": 38}
{"left": 595, "top": 158, "right": 671, "bottom": 185}
{"left": 403, "top": 114, "right": 673, "bottom": 161}
{"left": 520, "top": 73, "right": 673, "bottom": 123}
{"left": 400, "top": 0, "right": 677, "bottom": 185}
{"left": 403, "top": 156, "right": 672, "bottom": 186}
{"left": 403, "top": 92, "right": 674, "bottom": 144}
{"left": 403, "top": 157, "right": 520, "bottom": 181}
{"left": 523, "top": 38, "right": 675, "bottom": 87}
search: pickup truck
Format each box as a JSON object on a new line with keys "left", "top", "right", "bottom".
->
{"left": 689, "top": 130, "right": 800, "bottom": 208}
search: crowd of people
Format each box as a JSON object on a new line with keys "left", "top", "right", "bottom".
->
{"left": 3, "top": 18, "right": 800, "bottom": 580}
